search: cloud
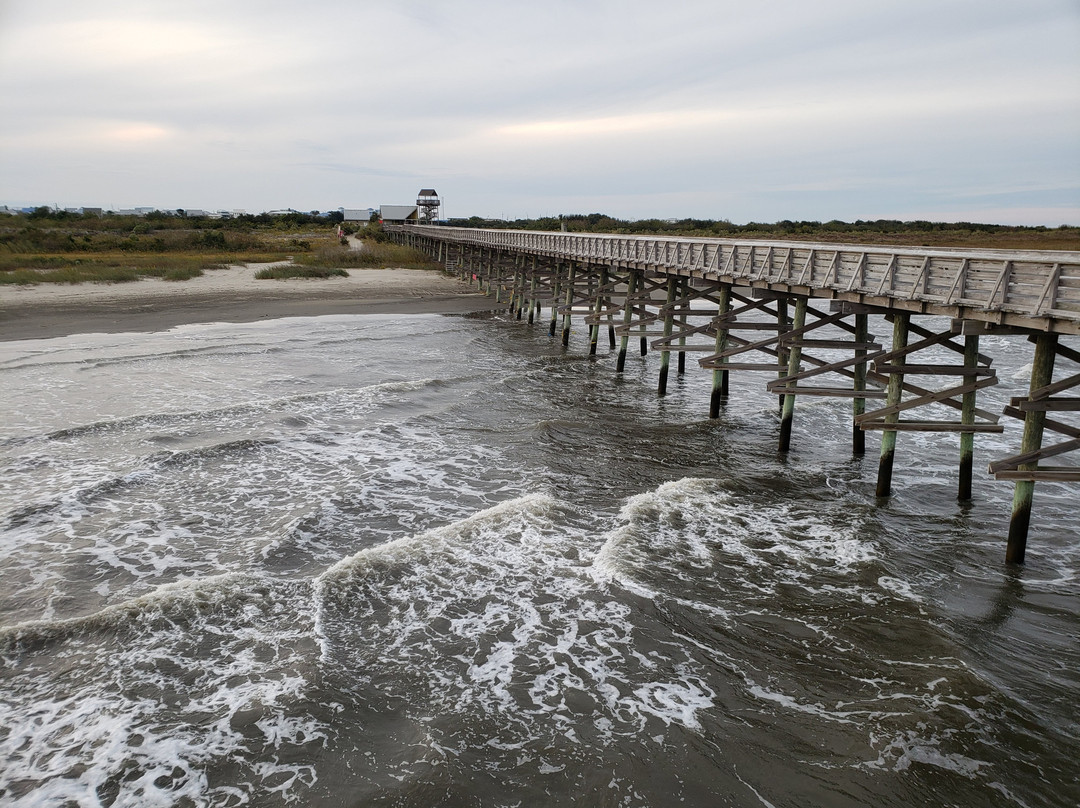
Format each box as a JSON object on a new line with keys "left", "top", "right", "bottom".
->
{"left": 0, "top": 119, "right": 176, "bottom": 151}
{"left": 0, "top": 0, "right": 1077, "bottom": 222}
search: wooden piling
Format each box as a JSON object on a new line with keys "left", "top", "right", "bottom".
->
{"left": 512, "top": 256, "right": 524, "bottom": 318}
{"left": 779, "top": 298, "right": 808, "bottom": 452}
{"left": 608, "top": 296, "right": 617, "bottom": 349}
{"left": 658, "top": 277, "right": 679, "bottom": 395}
{"left": 589, "top": 268, "right": 607, "bottom": 356}
{"left": 853, "top": 313, "right": 868, "bottom": 455}
{"left": 549, "top": 263, "right": 561, "bottom": 338}
{"left": 1007, "top": 332, "right": 1058, "bottom": 563}
{"left": 709, "top": 285, "right": 731, "bottom": 418}
{"left": 617, "top": 271, "right": 638, "bottom": 372}
{"left": 775, "top": 298, "right": 789, "bottom": 412}
{"left": 561, "top": 262, "right": 576, "bottom": 347}
{"left": 876, "top": 313, "right": 910, "bottom": 497}
{"left": 641, "top": 274, "right": 650, "bottom": 356}
{"left": 958, "top": 334, "right": 980, "bottom": 500}
{"left": 527, "top": 258, "right": 538, "bottom": 324}
{"left": 677, "top": 278, "right": 688, "bottom": 376}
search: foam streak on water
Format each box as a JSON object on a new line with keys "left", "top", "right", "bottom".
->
{"left": 1, "top": 313, "right": 1077, "bottom": 807}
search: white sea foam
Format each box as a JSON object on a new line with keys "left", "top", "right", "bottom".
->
{"left": 593, "top": 476, "right": 877, "bottom": 596}
{"left": 862, "top": 727, "right": 992, "bottom": 777}
{"left": 1, "top": 571, "right": 327, "bottom": 806}
{"left": 877, "top": 576, "right": 926, "bottom": 604}
{"left": 0, "top": 383, "right": 512, "bottom": 627}
{"left": 314, "top": 493, "right": 718, "bottom": 753}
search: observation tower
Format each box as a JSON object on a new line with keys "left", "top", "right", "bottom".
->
{"left": 416, "top": 189, "right": 441, "bottom": 223}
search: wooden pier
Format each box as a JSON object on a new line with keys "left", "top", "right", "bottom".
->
{"left": 387, "top": 224, "right": 1080, "bottom": 562}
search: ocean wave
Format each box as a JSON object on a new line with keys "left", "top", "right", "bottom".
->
{"left": 0, "top": 341, "right": 279, "bottom": 374}
{"left": 0, "top": 572, "right": 327, "bottom": 807}
{"left": 313, "top": 493, "right": 718, "bottom": 746}
{"left": 34, "top": 378, "right": 447, "bottom": 443}
{"left": 593, "top": 477, "right": 878, "bottom": 592}
{"left": 2, "top": 469, "right": 154, "bottom": 530}
{"left": 1, "top": 438, "right": 279, "bottom": 532}
{"left": 0, "top": 572, "right": 282, "bottom": 649}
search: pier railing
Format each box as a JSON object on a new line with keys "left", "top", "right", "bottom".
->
{"left": 392, "top": 225, "right": 1080, "bottom": 335}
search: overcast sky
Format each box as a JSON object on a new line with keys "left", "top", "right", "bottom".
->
{"left": 1, "top": 0, "right": 1078, "bottom": 225}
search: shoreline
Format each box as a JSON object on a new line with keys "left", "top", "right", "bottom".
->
{"left": 0, "top": 265, "right": 492, "bottom": 341}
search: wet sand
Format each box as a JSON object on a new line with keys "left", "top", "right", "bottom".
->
{"left": 0, "top": 265, "right": 492, "bottom": 341}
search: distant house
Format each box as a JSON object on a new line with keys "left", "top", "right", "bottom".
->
{"left": 379, "top": 205, "right": 418, "bottom": 225}
{"left": 342, "top": 208, "right": 375, "bottom": 223}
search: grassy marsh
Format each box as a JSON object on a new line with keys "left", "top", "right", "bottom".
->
{"left": 0, "top": 212, "right": 441, "bottom": 285}
{"left": 293, "top": 241, "right": 441, "bottom": 271}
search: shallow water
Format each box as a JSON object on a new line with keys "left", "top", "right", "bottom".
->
{"left": 1, "top": 311, "right": 1077, "bottom": 807}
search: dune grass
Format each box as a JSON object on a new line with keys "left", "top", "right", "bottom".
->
{"left": 294, "top": 241, "right": 442, "bottom": 270}
{"left": 0, "top": 217, "right": 331, "bottom": 285}
{"left": 0, "top": 252, "right": 267, "bottom": 284}
{"left": 253, "top": 265, "right": 349, "bottom": 280}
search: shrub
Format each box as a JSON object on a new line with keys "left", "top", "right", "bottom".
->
{"left": 254, "top": 266, "right": 349, "bottom": 280}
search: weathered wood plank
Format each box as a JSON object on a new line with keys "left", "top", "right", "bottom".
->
{"left": 700, "top": 362, "right": 789, "bottom": 371}
{"left": 860, "top": 420, "right": 1005, "bottom": 433}
{"left": 1014, "top": 398, "right": 1080, "bottom": 412}
{"left": 995, "top": 468, "right": 1080, "bottom": 481}
{"left": 784, "top": 339, "right": 883, "bottom": 350}
{"left": 873, "top": 364, "right": 996, "bottom": 376}
{"left": 988, "top": 436, "right": 1080, "bottom": 473}
{"left": 770, "top": 386, "right": 889, "bottom": 398}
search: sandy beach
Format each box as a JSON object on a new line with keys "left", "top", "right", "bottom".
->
{"left": 0, "top": 264, "right": 492, "bottom": 341}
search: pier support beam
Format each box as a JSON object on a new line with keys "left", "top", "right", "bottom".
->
{"left": 512, "top": 255, "right": 525, "bottom": 319}
{"left": 1007, "top": 332, "right": 1058, "bottom": 563}
{"left": 709, "top": 285, "right": 731, "bottom": 418}
{"left": 853, "top": 313, "right": 869, "bottom": 455}
{"left": 658, "top": 277, "right": 679, "bottom": 395}
{"left": 549, "top": 263, "right": 561, "bottom": 338}
{"left": 616, "top": 271, "right": 639, "bottom": 373}
{"left": 527, "top": 258, "right": 538, "bottom": 324}
{"left": 775, "top": 298, "right": 789, "bottom": 412}
{"left": 677, "top": 278, "right": 688, "bottom": 376}
{"left": 876, "top": 313, "right": 910, "bottom": 497}
{"left": 561, "top": 262, "right": 577, "bottom": 347}
{"left": 958, "top": 334, "right": 980, "bottom": 500}
{"left": 778, "top": 297, "right": 808, "bottom": 452}
{"left": 589, "top": 267, "right": 608, "bottom": 356}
